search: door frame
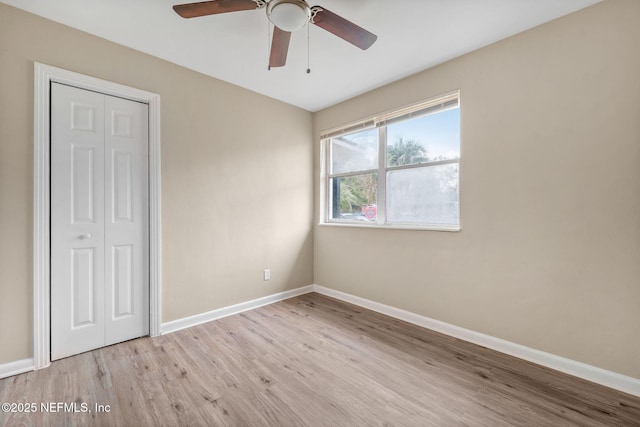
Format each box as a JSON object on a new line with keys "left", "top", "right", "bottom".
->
{"left": 33, "top": 62, "right": 162, "bottom": 369}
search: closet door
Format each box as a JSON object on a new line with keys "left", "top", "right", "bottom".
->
{"left": 51, "top": 83, "right": 148, "bottom": 360}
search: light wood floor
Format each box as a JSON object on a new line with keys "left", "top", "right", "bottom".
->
{"left": 1, "top": 293, "right": 639, "bottom": 426}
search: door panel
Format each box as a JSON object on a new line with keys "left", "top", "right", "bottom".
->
{"left": 51, "top": 83, "right": 148, "bottom": 360}
{"left": 71, "top": 247, "right": 97, "bottom": 326}
{"left": 71, "top": 145, "right": 97, "bottom": 223}
{"left": 51, "top": 83, "right": 106, "bottom": 360}
{"left": 104, "top": 94, "right": 149, "bottom": 344}
{"left": 113, "top": 245, "right": 133, "bottom": 318}
{"left": 112, "top": 151, "right": 133, "bottom": 222}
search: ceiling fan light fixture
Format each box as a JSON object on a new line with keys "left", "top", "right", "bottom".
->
{"left": 267, "top": 0, "right": 310, "bottom": 32}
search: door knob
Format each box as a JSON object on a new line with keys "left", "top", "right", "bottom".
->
{"left": 79, "top": 233, "right": 92, "bottom": 240}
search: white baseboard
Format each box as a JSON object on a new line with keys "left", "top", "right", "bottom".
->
{"left": 312, "top": 285, "right": 640, "bottom": 398}
{"left": 161, "top": 285, "right": 315, "bottom": 334}
{"left": 0, "top": 358, "right": 34, "bottom": 380}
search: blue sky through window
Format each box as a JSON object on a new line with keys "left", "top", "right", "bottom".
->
{"left": 387, "top": 108, "right": 460, "bottom": 161}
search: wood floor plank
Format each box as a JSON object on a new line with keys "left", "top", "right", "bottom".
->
{"left": 1, "top": 292, "right": 639, "bottom": 426}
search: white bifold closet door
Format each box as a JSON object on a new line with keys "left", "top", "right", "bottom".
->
{"left": 51, "top": 82, "right": 149, "bottom": 360}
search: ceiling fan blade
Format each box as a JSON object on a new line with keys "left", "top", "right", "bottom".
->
{"left": 310, "top": 6, "right": 377, "bottom": 50}
{"left": 173, "top": 0, "right": 258, "bottom": 19}
{"left": 269, "top": 27, "right": 292, "bottom": 68}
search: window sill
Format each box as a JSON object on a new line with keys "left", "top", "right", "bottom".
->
{"left": 318, "top": 221, "right": 461, "bottom": 232}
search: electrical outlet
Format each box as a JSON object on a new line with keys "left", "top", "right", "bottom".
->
{"left": 263, "top": 269, "right": 270, "bottom": 281}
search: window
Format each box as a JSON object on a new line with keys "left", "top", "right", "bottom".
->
{"left": 321, "top": 91, "right": 460, "bottom": 230}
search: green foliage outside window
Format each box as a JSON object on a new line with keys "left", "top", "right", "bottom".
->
{"left": 387, "top": 137, "right": 428, "bottom": 166}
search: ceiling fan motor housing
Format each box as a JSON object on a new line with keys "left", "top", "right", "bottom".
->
{"left": 267, "top": 0, "right": 311, "bottom": 32}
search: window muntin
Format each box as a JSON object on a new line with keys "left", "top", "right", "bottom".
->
{"left": 323, "top": 92, "right": 460, "bottom": 229}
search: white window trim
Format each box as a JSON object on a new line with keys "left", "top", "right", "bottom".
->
{"left": 33, "top": 62, "right": 163, "bottom": 370}
{"left": 319, "top": 90, "right": 461, "bottom": 232}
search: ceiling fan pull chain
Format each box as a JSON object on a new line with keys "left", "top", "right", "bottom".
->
{"left": 307, "top": 21, "right": 311, "bottom": 74}
{"left": 267, "top": 20, "right": 272, "bottom": 70}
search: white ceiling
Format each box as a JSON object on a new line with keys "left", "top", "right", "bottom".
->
{"left": 3, "top": 0, "right": 601, "bottom": 111}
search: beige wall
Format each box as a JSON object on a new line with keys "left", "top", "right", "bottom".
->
{"left": 0, "top": 3, "right": 314, "bottom": 364}
{"left": 314, "top": 0, "right": 640, "bottom": 379}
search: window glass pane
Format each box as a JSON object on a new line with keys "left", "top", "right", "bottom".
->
{"left": 387, "top": 108, "right": 459, "bottom": 167}
{"left": 331, "top": 128, "right": 378, "bottom": 174}
{"left": 386, "top": 164, "right": 459, "bottom": 225}
{"left": 330, "top": 173, "right": 377, "bottom": 221}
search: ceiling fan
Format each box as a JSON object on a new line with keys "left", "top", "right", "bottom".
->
{"left": 173, "top": 0, "right": 377, "bottom": 69}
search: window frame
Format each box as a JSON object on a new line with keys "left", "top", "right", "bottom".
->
{"left": 320, "top": 91, "right": 461, "bottom": 232}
